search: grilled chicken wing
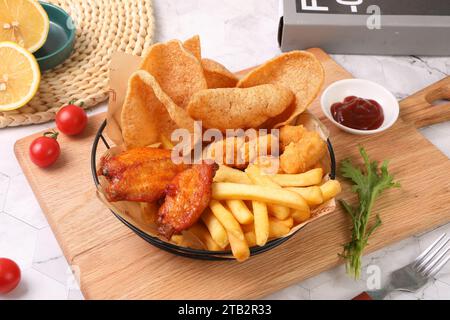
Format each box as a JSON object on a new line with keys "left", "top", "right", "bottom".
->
{"left": 98, "top": 147, "right": 174, "bottom": 177}
{"left": 158, "top": 163, "right": 217, "bottom": 238}
{"left": 99, "top": 148, "right": 188, "bottom": 202}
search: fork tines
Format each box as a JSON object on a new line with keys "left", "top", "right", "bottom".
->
{"left": 413, "top": 233, "right": 450, "bottom": 277}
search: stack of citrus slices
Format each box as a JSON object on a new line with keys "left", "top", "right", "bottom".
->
{"left": 0, "top": 0, "right": 49, "bottom": 111}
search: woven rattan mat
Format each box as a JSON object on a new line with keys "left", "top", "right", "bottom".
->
{"left": 0, "top": 0, "right": 155, "bottom": 128}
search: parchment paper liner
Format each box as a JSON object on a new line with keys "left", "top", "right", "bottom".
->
{"left": 97, "top": 51, "right": 336, "bottom": 257}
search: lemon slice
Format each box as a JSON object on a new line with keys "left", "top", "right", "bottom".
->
{"left": 0, "top": 0, "right": 50, "bottom": 53}
{"left": 0, "top": 41, "right": 40, "bottom": 111}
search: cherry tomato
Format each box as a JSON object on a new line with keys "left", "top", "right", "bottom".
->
{"left": 0, "top": 258, "right": 21, "bottom": 294}
{"left": 56, "top": 101, "right": 88, "bottom": 135}
{"left": 29, "top": 131, "right": 60, "bottom": 168}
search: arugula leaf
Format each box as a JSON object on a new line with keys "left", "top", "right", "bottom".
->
{"left": 340, "top": 147, "right": 400, "bottom": 279}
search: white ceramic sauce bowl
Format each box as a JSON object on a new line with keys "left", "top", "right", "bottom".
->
{"left": 320, "top": 79, "right": 399, "bottom": 135}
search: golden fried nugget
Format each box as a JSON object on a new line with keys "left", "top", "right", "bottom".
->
{"left": 280, "top": 131, "right": 327, "bottom": 174}
{"left": 187, "top": 84, "right": 294, "bottom": 131}
{"left": 121, "top": 71, "right": 195, "bottom": 148}
{"left": 140, "top": 39, "right": 207, "bottom": 109}
{"left": 237, "top": 51, "right": 324, "bottom": 128}
{"left": 183, "top": 35, "right": 201, "bottom": 60}
{"left": 204, "top": 133, "right": 275, "bottom": 169}
{"left": 279, "top": 125, "right": 306, "bottom": 151}
{"left": 202, "top": 58, "right": 238, "bottom": 89}
{"left": 204, "top": 135, "right": 246, "bottom": 168}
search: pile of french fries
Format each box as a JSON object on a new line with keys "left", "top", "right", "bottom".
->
{"left": 180, "top": 165, "right": 341, "bottom": 261}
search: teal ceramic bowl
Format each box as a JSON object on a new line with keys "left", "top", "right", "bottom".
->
{"left": 34, "top": 2, "right": 76, "bottom": 71}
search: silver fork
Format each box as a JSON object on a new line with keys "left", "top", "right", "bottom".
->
{"left": 353, "top": 233, "right": 450, "bottom": 300}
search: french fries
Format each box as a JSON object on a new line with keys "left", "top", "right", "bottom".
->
{"left": 209, "top": 200, "right": 245, "bottom": 240}
{"left": 286, "top": 186, "right": 324, "bottom": 206}
{"left": 245, "top": 165, "right": 290, "bottom": 220}
{"left": 244, "top": 230, "right": 257, "bottom": 247}
{"left": 148, "top": 142, "right": 162, "bottom": 148}
{"left": 291, "top": 209, "right": 311, "bottom": 224}
{"left": 226, "top": 199, "right": 254, "bottom": 224}
{"left": 189, "top": 223, "right": 222, "bottom": 251}
{"left": 170, "top": 232, "right": 204, "bottom": 250}
{"left": 201, "top": 208, "right": 229, "bottom": 248}
{"left": 227, "top": 231, "right": 250, "bottom": 262}
{"left": 212, "top": 182, "right": 310, "bottom": 212}
{"left": 140, "top": 202, "right": 158, "bottom": 225}
{"left": 160, "top": 134, "right": 174, "bottom": 149}
{"left": 270, "top": 168, "right": 323, "bottom": 187}
{"left": 171, "top": 234, "right": 184, "bottom": 246}
{"left": 278, "top": 216, "right": 294, "bottom": 229}
{"left": 287, "top": 179, "right": 341, "bottom": 206}
{"left": 267, "top": 204, "right": 290, "bottom": 220}
{"left": 320, "top": 180, "right": 342, "bottom": 202}
{"left": 241, "top": 223, "right": 254, "bottom": 233}
{"left": 214, "top": 165, "right": 252, "bottom": 184}
{"left": 199, "top": 167, "right": 342, "bottom": 261}
{"left": 252, "top": 200, "right": 269, "bottom": 246}
{"left": 268, "top": 217, "right": 291, "bottom": 238}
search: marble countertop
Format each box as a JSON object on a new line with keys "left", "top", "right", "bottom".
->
{"left": 1, "top": 0, "right": 450, "bottom": 300}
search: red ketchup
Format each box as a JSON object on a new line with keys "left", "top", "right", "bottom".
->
{"left": 331, "top": 96, "right": 384, "bottom": 130}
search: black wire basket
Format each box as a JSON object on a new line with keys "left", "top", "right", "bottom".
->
{"left": 91, "top": 120, "right": 337, "bottom": 260}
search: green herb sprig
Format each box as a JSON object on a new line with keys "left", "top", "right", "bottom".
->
{"left": 339, "top": 147, "right": 400, "bottom": 279}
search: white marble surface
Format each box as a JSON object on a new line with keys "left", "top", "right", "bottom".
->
{"left": 1, "top": 0, "right": 450, "bottom": 300}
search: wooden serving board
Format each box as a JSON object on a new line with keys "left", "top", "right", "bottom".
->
{"left": 14, "top": 49, "right": 450, "bottom": 299}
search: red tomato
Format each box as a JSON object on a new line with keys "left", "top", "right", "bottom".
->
{"left": 56, "top": 102, "right": 88, "bottom": 135}
{"left": 29, "top": 132, "right": 60, "bottom": 168}
{"left": 0, "top": 258, "right": 21, "bottom": 294}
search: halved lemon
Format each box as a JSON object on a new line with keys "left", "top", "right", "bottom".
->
{"left": 0, "top": 41, "right": 41, "bottom": 111}
{"left": 0, "top": 0, "right": 50, "bottom": 53}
